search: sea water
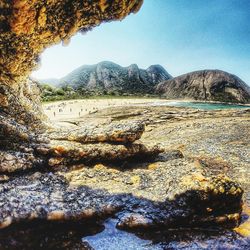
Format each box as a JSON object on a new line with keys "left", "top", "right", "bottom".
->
{"left": 152, "top": 101, "right": 250, "bottom": 110}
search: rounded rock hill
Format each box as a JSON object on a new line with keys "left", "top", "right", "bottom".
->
{"left": 155, "top": 70, "right": 250, "bottom": 103}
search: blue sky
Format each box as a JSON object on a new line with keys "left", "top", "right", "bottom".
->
{"left": 32, "top": 0, "right": 250, "bottom": 84}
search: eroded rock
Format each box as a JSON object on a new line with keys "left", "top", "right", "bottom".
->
{"left": 0, "top": 150, "right": 45, "bottom": 173}
{"left": 36, "top": 140, "right": 163, "bottom": 167}
{"left": 0, "top": 0, "right": 144, "bottom": 154}
{"left": 48, "top": 121, "right": 145, "bottom": 143}
{"left": 0, "top": 0, "right": 148, "bottom": 176}
{"left": 1, "top": 0, "right": 143, "bottom": 86}
{"left": 0, "top": 158, "right": 243, "bottom": 230}
{"left": 0, "top": 1, "right": 246, "bottom": 243}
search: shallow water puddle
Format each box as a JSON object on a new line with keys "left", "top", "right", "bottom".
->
{"left": 82, "top": 219, "right": 161, "bottom": 250}
{"left": 234, "top": 205, "right": 250, "bottom": 237}
{"left": 82, "top": 219, "right": 250, "bottom": 250}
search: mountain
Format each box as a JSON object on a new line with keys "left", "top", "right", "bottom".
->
{"left": 39, "top": 61, "right": 172, "bottom": 95}
{"left": 155, "top": 70, "right": 250, "bottom": 103}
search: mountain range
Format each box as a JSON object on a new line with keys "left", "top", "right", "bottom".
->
{"left": 38, "top": 61, "right": 250, "bottom": 103}
{"left": 39, "top": 61, "right": 172, "bottom": 95}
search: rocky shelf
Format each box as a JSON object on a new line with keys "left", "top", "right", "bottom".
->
{"left": 0, "top": 113, "right": 245, "bottom": 232}
{"left": 0, "top": 0, "right": 248, "bottom": 248}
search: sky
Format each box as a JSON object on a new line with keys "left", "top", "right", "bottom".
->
{"left": 31, "top": 0, "right": 250, "bottom": 84}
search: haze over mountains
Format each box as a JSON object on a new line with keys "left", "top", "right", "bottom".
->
{"left": 38, "top": 61, "right": 250, "bottom": 103}
{"left": 39, "top": 61, "right": 172, "bottom": 95}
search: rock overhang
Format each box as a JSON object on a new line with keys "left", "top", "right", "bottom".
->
{"left": 1, "top": 0, "right": 144, "bottom": 86}
{"left": 0, "top": 0, "right": 246, "bottom": 235}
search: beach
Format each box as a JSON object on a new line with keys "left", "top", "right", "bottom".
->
{"left": 42, "top": 98, "right": 168, "bottom": 122}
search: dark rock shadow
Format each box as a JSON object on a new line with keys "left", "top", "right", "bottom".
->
{"left": 0, "top": 170, "right": 245, "bottom": 249}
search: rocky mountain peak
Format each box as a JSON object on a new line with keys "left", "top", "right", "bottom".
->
{"left": 45, "top": 61, "right": 172, "bottom": 95}
{"left": 155, "top": 69, "right": 250, "bottom": 103}
{"left": 147, "top": 64, "right": 173, "bottom": 84}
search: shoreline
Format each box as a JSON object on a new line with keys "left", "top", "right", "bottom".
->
{"left": 42, "top": 97, "right": 250, "bottom": 106}
{"left": 42, "top": 97, "right": 250, "bottom": 123}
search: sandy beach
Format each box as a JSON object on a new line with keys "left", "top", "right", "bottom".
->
{"left": 42, "top": 98, "right": 168, "bottom": 121}
{"left": 43, "top": 98, "right": 250, "bottom": 122}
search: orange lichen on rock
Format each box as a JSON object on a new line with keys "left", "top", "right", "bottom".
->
{"left": 10, "top": 0, "right": 37, "bottom": 35}
{"left": 47, "top": 210, "right": 66, "bottom": 220}
{"left": 148, "top": 163, "right": 158, "bottom": 170}
{"left": 0, "top": 0, "right": 144, "bottom": 131}
{"left": 235, "top": 220, "right": 250, "bottom": 237}
{"left": 99, "top": 0, "right": 109, "bottom": 12}
{"left": 0, "top": 94, "right": 8, "bottom": 107}
{"left": 37, "top": 6, "right": 47, "bottom": 27}
{"left": 54, "top": 146, "right": 66, "bottom": 155}
{"left": 234, "top": 205, "right": 250, "bottom": 237}
{"left": 130, "top": 175, "right": 140, "bottom": 186}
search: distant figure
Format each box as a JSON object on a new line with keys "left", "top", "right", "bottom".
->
{"left": 79, "top": 112, "right": 81, "bottom": 117}
{"left": 53, "top": 112, "right": 56, "bottom": 117}
{"left": 70, "top": 108, "right": 72, "bottom": 112}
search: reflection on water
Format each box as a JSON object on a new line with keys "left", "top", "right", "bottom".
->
{"left": 152, "top": 101, "right": 250, "bottom": 110}
{"left": 2, "top": 100, "right": 250, "bottom": 249}
{"left": 83, "top": 219, "right": 250, "bottom": 250}
{"left": 1, "top": 218, "right": 249, "bottom": 249}
{"left": 83, "top": 219, "right": 161, "bottom": 250}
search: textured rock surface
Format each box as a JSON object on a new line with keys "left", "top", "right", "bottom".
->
{"left": 0, "top": 0, "right": 143, "bottom": 86}
{"left": 155, "top": 70, "right": 250, "bottom": 103}
{"left": 0, "top": 80, "right": 47, "bottom": 130}
{"left": 0, "top": 0, "right": 145, "bottom": 172}
{"left": 36, "top": 140, "right": 163, "bottom": 167}
{"left": 0, "top": 1, "right": 248, "bottom": 247}
{"left": 39, "top": 61, "right": 172, "bottom": 95}
{"left": 0, "top": 0, "right": 143, "bottom": 129}
{"left": 0, "top": 158, "right": 243, "bottom": 230}
{"left": 0, "top": 102, "right": 248, "bottom": 248}
{"left": 48, "top": 121, "right": 145, "bottom": 143}
{"left": 0, "top": 150, "right": 44, "bottom": 173}
{"left": 0, "top": 119, "right": 161, "bottom": 173}
{"left": 5, "top": 115, "right": 158, "bottom": 172}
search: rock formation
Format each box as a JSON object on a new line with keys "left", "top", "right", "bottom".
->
{"left": 155, "top": 70, "right": 250, "bottom": 103}
{"left": 48, "top": 121, "right": 145, "bottom": 143}
{"left": 0, "top": 0, "right": 144, "bottom": 159}
{"left": 39, "top": 61, "right": 172, "bottom": 95}
{"left": 0, "top": 158, "right": 243, "bottom": 230}
{"left": 0, "top": 0, "right": 144, "bottom": 128}
{"left": 0, "top": 0, "right": 246, "bottom": 242}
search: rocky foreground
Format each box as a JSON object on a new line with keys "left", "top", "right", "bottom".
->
{"left": 0, "top": 115, "right": 243, "bottom": 230}
{"left": 0, "top": 104, "right": 249, "bottom": 248}
{"left": 0, "top": 1, "right": 249, "bottom": 247}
